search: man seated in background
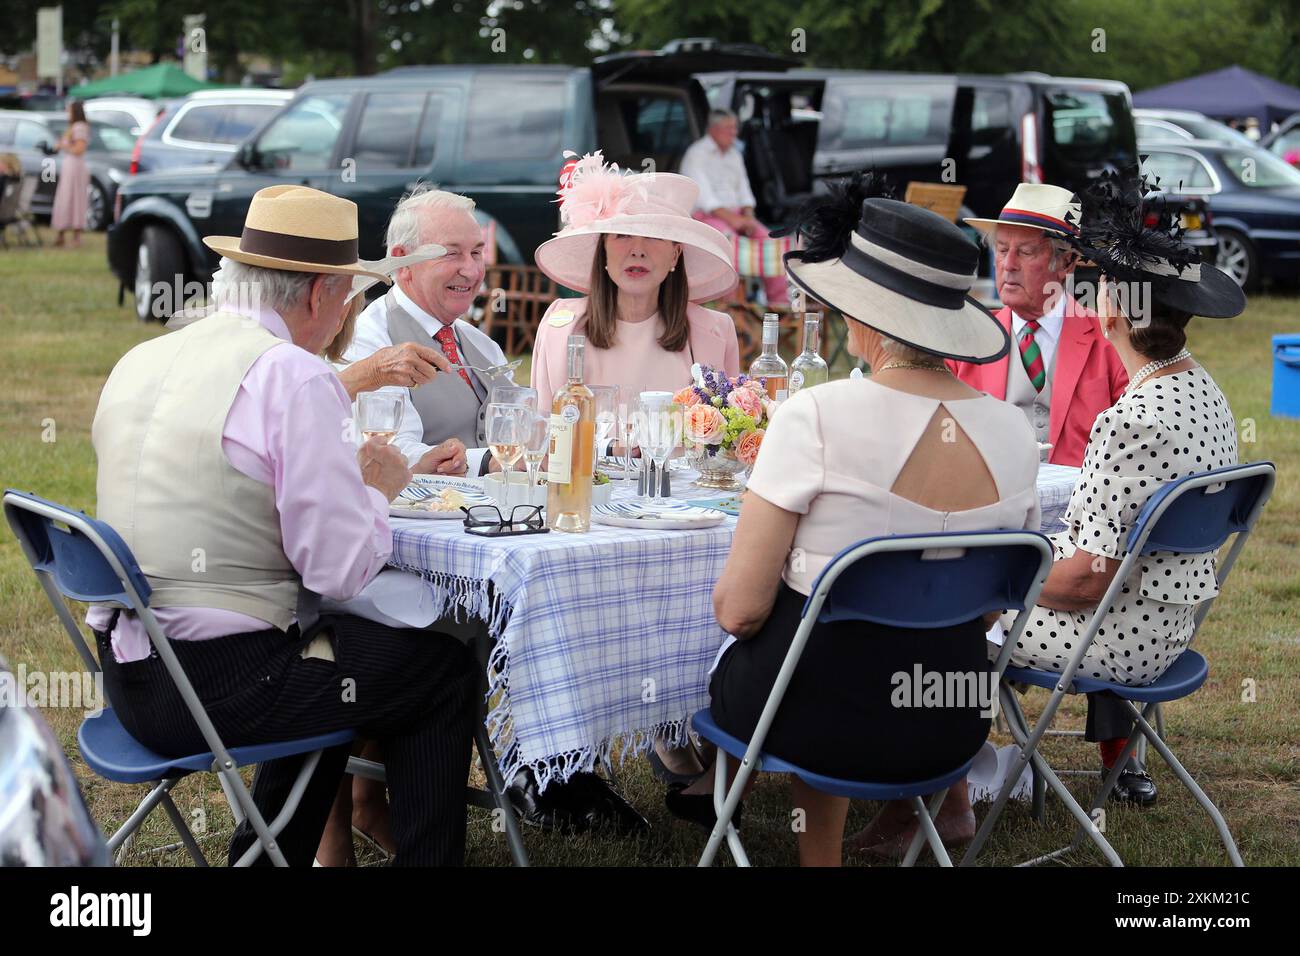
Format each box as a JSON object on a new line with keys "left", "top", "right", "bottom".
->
{"left": 680, "top": 109, "right": 789, "bottom": 305}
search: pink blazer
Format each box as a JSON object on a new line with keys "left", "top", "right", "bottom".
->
{"left": 531, "top": 297, "right": 741, "bottom": 411}
{"left": 947, "top": 295, "right": 1128, "bottom": 467}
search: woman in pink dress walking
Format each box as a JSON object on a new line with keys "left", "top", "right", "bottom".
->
{"left": 51, "top": 100, "right": 90, "bottom": 248}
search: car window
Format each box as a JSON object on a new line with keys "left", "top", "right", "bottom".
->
{"left": 169, "top": 105, "right": 228, "bottom": 144}
{"left": 1179, "top": 117, "right": 1253, "bottom": 147}
{"left": 630, "top": 95, "right": 692, "bottom": 155}
{"left": 1140, "top": 151, "right": 1216, "bottom": 190}
{"left": 820, "top": 82, "right": 954, "bottom": 151}
{"left": 90, "top": 109, "right": 139, "bottom": 132}
{"left": 14, "top": 121, "right": 50, "bottom": 148}
{"left": 1268, "top": 130, "right": 1300, "bottom": 159}
{"left": 257, "top": 93, "right": 351, "bottom": 171}
{"left": 1046, "top": 89, "right": 1130, "bottom": 163}
{"left": 94, "top": 124, "right": 136, "bottom": 151}
{"left": 412, "top": 96, "right": 444, "bottom": 168}
{"left": 1220, "top": 148, "right": 1300, "bottom": 188}
{"left": 1135, "top": 120, "right": 1190, "bottom": 142}
{"left": 971, "top": 88, "right": 1011, "bottom": 146}
{"left": 210, "top": 104, "right": 279, "bottom": 146}
{"left": 352, "top": 92, "right": 425, "bottom": 168}
{"left": 463, "top": 78, "right": 564, "bottom": 162}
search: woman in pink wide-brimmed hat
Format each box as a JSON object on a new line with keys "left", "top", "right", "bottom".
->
{"left": 531, "top": 152, "right": 741, "bottom": 413}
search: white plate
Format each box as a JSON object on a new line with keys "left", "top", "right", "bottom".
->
{"left": 391, "top": 476, "right": 494, "bottom": 519}
{"left": 590, "top": 499, "right": 726, "bottom": 530}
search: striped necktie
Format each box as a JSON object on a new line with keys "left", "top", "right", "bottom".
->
{"left": 434, "top": 325, "right": 476, "bottom": 392}
{"left": 1018, "top": 318, "right": 1046, "bottom": 392}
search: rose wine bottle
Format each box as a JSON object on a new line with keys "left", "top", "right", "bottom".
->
{"left": 546, "top": 335, "right": 595, "bottom": 532}
{"left": 748, "top": 312, "right": 789, "bottom": 401}
{"left": 789, "top": 312, "right": 829, "bottom": 394}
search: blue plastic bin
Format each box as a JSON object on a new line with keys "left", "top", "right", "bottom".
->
{"left": 1273, "top": 334, "right": 1300, "bottom": 418}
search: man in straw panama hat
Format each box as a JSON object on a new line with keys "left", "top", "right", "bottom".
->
{"left": 951, "top": 182, "right": 1128, "bottom": 467}
{"left": 89, "top": 185, "right": 479, "bottom": 865}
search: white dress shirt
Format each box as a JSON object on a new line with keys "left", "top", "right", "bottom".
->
{"left": 343, "top": 285, "right": 506, "bottom": 475}
{"left": 679, "top": 135, "right": 757, "bottom": 213}
{"left": 1011, "top": 294, "right": 1066, "bottom": 373}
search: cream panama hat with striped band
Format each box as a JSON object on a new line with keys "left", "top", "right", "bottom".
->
{"left": 204, "top": 185, "right": 391, "bottom": 284}
{"left": 964, "top": 182, "right": 1082, "bottom": 239}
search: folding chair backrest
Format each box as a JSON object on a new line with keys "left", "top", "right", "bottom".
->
{"left": 810, "top": 531, "right": 1053, "bottom": 630}
{"left": 4, "top": 490, "right": 152, "bottom": 607}
{"left": 18, "top": 174, "right": 39, "bottom": 213}
{"left": 1126, "top": 462, "right": 1276, "bottom": 556}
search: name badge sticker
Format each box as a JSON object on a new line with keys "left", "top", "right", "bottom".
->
{"left": 548, "top": 310, "right": 575, "bottom": 328}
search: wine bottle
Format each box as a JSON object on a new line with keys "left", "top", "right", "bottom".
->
{"left": 789, "top": 312, "right": 829, "bottom": 394}
{"left": 748, "top": 312, "right": 789, "bottom": 401}
{"left": 546, "top": 335, "right": 595, "bottom": 532}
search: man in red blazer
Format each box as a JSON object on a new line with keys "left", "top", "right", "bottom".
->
{"left": 951, "top": 184, "right": 1128, "bottom": 467}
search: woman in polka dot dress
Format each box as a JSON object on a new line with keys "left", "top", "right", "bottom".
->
{"left": 1001, "top": 169, "right": 1248, "bottom": 799}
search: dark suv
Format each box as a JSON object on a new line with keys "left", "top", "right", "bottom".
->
{"left": 697, "top": 69, "right": 1139, "bottom": 227}
{"left": 108, "top": 42, "right": 793, "bottom": 320}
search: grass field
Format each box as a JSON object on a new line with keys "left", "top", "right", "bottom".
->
{"left": 2, "top": 234, "right": 1297, "bottom": 866}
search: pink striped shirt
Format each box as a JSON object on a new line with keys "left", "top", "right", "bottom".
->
{"left": 87, "top": 306, "right": 392, "bottom": 662}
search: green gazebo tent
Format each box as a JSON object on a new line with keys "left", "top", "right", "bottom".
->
{"left": 68, "top": 63, "right": 227, "bottom": 100}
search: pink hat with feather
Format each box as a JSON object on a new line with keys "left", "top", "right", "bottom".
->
{"left": 534, "top": 151, "right": 738, "bottom": 302}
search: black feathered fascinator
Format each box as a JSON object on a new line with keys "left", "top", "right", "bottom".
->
{"left": 1072, "top": 165, "right": 1245, "bottom": 319}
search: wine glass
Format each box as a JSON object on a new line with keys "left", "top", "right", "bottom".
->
{"left": 358, "top": 391, "right": 403, "bottom": 445}
{"left": 491, "top": 385, "right": 537, "bottom": 410}
{"left": 615, "top": 384, "right": 643, "bottom": 487}
{"left": 589, "top": 384, "right": 618, "bottom": 469}
{"left": 640, "top": 402, "right": 683, "bottom": 500}
{"left": 485, "top": 403, "right": 528, "bottom": 505}
{"left": 522, "top": 412, "right": 550, "bottom": 500}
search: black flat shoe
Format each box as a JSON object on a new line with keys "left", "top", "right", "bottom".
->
{"left": 1109, "top": 765, "right": 1158, "bottom": 807}
{"left": 664, "top": 782, "right": 743, "bottom": 831}
{"left": 647, "top": 745, "right": 706, "bottom": 787}
{"left": 507, "top": 768, "right": 651, "bottom": 836}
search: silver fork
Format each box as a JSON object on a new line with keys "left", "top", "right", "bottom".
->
{"left": 445, "top": 358, "right": 524, "bottom": 377}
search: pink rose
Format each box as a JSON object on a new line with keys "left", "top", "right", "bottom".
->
{"left": 735, "top": 429, "right": 765, "bottom": 467}
{"left": 727, "top": 386, "right": 763, "bottom": 421}
{"left": 685, "top": 403, "right": 725, "bottom": 445}
{"left": 743, "top": 379, "right": 766, "bottom": 396}
{"left": 673, "top": 386, "right": 702, "bottom": 407}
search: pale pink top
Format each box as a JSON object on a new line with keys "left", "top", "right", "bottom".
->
{"left": 86, "top": 306, "right": 393, "bottom": 662}
{"left": 746, "top": 377, "right": 1042, "bottom": 595}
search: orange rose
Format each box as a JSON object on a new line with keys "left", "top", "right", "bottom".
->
{"left": 735, "top": 428, "right": 765, "bottom": 467}
{"left": 685, "top": 403, "right": 725, "bottom": 444}
{"left": 673, "top": 386, "right": 702, "bottom": 407}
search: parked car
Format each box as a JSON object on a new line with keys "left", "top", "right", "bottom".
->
{"left": 1261, "top": 111, "right": 1300, "bottom": 163}
{"left": 109, "top": 41, "right": 794, "bottom": 320}
{"left": 697, "top": 69, "right": 1140, "bottom": 230}
{"left": 0, "top": 654, "right": 109, "bottom": 867}
{"left": 83, "top": 96, "right": 161, "bottom": 137}
{"left": 1133, "top": 108, "right": 1254, "bottom": 148}
{"left": 1138, "top": 138, "right": 1300, "bottom": 288}
{"left": 0, "top": 110, "right": 133, "bottom": 230}
{"left": 129, "top": 88, "right": 296, "bottom": 175}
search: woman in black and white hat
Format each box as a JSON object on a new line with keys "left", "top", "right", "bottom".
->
{"left": 996, "top": 172, "right": 1245, "bottom": 803}
{"left": 667, "top": 175, "right": 1043, "bottom": 864}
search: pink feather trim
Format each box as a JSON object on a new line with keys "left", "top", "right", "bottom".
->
{"left": 555, "top": 151, "right": 647, "bottom": 229}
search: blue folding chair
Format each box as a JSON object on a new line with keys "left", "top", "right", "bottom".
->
{"left": 964, "top": 461, "right": 1277, "bottom": 867}
{"left": 4, "top": 490, "right": 355, "bottom": 867}
{"left": 693, "top": 530, "right": 1054, "bottom": 867}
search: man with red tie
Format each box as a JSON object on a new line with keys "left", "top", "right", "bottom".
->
{"left": 950, "top": 183, "right": 1128, "bottom": 468}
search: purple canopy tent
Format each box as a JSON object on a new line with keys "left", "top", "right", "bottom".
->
{"left": 1133, "top": 65, "right": 1300, "bottom": 128}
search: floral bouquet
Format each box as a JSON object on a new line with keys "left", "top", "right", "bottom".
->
{"left": 674, "top": 366, "right": 773, "bottom": 488}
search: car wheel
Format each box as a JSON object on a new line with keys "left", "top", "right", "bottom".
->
{"left": 135, "top": 225, "right": 184, "bottom": 322}
{"left": 1215, "top": 228, "right": 1257, "bottom": 290}
{"left": 86, "top": 181, "right": 108, "bottom": 231}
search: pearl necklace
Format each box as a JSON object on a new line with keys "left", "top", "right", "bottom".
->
{"left": 1126, "top": 349, "right": 1192, "bottom": 393}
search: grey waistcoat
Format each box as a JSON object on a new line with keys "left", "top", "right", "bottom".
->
{"left": 1006, "top": 327, "right": 1058, "bottom": 445}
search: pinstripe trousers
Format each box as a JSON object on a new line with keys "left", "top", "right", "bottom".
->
{"left": 95, "top": 613, "right": 478, "bottom": 866}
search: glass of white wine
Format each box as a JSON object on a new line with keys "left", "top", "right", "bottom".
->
{"left": 640, "top": 401, "right": 683, "bottom": 500}
{"left": 486, "top": 403, "right": 529, "bottom": 507}
{"left": 358, "top": 391, "right": 403, "bottom": 445}
{"left": 522, "top": 412, "right": 550, "bottom": 499}
{"left": 490, "top": 385, "right": 537, "bottom": 410}
{"left": 589, "top": 384, "right": 618, "bottom": 469}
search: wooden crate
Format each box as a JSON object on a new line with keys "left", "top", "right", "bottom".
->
{"left": 904, "top": 182, "right": 967, "bottom": 223}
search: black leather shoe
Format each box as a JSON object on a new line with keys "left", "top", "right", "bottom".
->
{"left": 664, "top": 781, "right": 743, "bottom": 831}
{"left": 506, "top": 768, "right": 650, "bottom": 836}
{"left": 1109, "top": 763, "right": 1158, "bottom": 807}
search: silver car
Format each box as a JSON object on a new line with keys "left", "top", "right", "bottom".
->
{"left": 131, "top": 88, "right": 293, "bottom": 174}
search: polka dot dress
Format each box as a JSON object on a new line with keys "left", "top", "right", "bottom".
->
{"left": 1008, "top": 366, "right": 1238, "bottom": 685}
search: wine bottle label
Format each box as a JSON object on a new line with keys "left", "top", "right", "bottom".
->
{"left": 547, "top": 414, "right": 574, "bottom": 484}
{"left": 790, "top": 369, "right": 805, "bottom": 392}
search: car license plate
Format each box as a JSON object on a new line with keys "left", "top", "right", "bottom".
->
{"left": 1180, "top": 212, "right": 1202, "bottom": 230}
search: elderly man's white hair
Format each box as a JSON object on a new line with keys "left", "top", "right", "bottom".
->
{"left": 385, "top": 183, "right": 476, "bottom": 254}
{"left": 210, "top": 259, "right": 348, "bottom": 313}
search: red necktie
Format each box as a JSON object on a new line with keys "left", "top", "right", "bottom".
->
{"left": 434, "top": 326, "right": 475, "bottom": 392}
{"left": 1017, "top": 319, "right": 1046, "bottom": 392}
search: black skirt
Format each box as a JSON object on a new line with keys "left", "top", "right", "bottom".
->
{"left": 710, "top": 582, "right": 992, "bottom": 783}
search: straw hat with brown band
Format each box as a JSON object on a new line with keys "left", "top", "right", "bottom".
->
{"left": 203, "top": 185, "right": 392, "bottom": 284}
